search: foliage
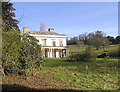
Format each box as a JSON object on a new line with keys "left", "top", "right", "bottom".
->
{"left": 77, "top": 40, "right": 84, "bottom": 48}
{"left": 106, "top": 36, "right": 115, "bottom": 44}
{"left": 84, "top": 46, "right": 97, "bottom": 61}
{"left": 2, "top": 31, "right": 21, "bottom": 74}
{"left": 2, "top": 2, "right": 19, "bottom": 31}
{"left": 70, "top": 46, "right": 96, "bottom": 62}
{"left": 86, "top": 31, "right": 110, "bottom": 50}
{"left": 115, "top": 36, "right": 120, "bottom": 44}
{"left": 78, "top": 33, "right": 87, "bottom": 44}
{"left": 20, "top": 34, "right": 42, "bottom": 76}
{"left": 2, "top": 31, "right": 42, "bottom": 76}
{"left": 67, "top": 37, "right": 78, "bottom": 45}
{"left": 1, "top": 1, "right": 21, "bottom": 75}
{"left": 1, "top": 1, "right": 42, "bottom": 76}
{"left": 67, "top": 31, "right": 111, "bottom": 50}
{"left": 106, "top": 36, "right": 120, "bottom": 44}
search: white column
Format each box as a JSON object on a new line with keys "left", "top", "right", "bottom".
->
{"left": 49, "top": 48, "right": 50, "bottom": 58}
{"left": 58, "top": 49, "right": 60, "bottom": 58}
{"left": 56, "top": 49, "right": 59, "bottom": 58}
{"left": 61, "top": 49, "right": 62, "bottom": 58}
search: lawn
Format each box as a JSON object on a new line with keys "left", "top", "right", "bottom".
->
{"left": 40, "top": 44, "right": 119, "bottom": 90}
{"left": 41, "top": 58, "right": 118, "bottom": 90}
{"left": 2, "top": 44, "right": 119, "bottom": 91}
{"left": 68, "top": 45, "right": 87, "bottom": 53}
{"left": 68, "top": 44, "right": 119, "bottom": 56}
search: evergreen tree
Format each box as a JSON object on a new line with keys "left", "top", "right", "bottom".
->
{"left": 115, "top": 36, "right": 120, "bottom": 44}
{"left": 2, "top": 2, "right": 19, "bottom": 31}
{"left": 2, "top": 1, "right": 42, "bottom": 76}
{"left": 21, "top": 34, "right": 42, "bottom": 76}
{"left": 2, "top": 1, "right": 20, "bottom": 76}
{"left": 2, "top": 31, "right": 21, "bottom": 75}
{"left": 106, "top": 36, "right": 115, "bottom": 44}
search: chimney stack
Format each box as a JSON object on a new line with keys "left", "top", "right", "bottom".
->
{"left": 23, "top": 27, "right": 29, "bottom": 33}
{"left": 48, "top": 28, "right": 54, "bottom": 32}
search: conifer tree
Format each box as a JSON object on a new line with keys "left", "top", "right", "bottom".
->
{"left": 2, "top": 1, "right": 19, "bottom": 31}
{"left": 2, "top": 1, "right": 20, "bottom": 76}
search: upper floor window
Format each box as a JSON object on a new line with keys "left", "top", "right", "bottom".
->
{"left": 52, "top": 41, "right": 56, "bottom": 46}
{"left": 42, "top": 39, "right": 47, "bottom": 46}
{"left": 59, "top": 40, "right": 63, "bottom": 46}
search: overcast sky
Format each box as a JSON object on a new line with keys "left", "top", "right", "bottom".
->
{"left": 13, "top": 2, "right": 118, "bottom": 38}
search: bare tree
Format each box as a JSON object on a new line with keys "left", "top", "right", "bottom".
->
{"left": 86, "top": 30, "right": 110, "bottom": 50}
{"left": 40, "top": 22, "right": 46, "bottom": 32}
{"left": 78, "top": 32, "right": 88, "bottom": 44}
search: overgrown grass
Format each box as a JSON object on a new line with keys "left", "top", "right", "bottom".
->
{"left": 41, "top": 58, "right": 118, "bottom": 90}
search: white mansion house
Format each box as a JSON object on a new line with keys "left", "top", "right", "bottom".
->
{"left": 23, "top": 27, "right": 69, "bottom": 58}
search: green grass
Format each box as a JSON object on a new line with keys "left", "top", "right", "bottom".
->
{"left": 68, "top": 45, "right": 87, "bottom": 53}
{"left": 96, "top": 44, "right": 119, "bottom": 56}
{"left": 3, "top": 44, "right": 119, "bottom": 90}
{"left": 40, "top": 58, "right": 118, "bottom": 90}
{"left": 39, "top": 44, "right": 119, "bottom": 90}
{"left": 68, "top": 44, "right": 119, "bottom": 57}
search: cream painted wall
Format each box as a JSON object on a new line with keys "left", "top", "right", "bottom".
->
{"left": 29, "top": 34, "right": 67, "bottom": 47}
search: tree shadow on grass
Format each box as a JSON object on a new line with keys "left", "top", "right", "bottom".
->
{"left": 1, "top": 84, "right": 85, "bottom": 92}
{"left": 1, "top": 84, "right": 117, "bottom": 92}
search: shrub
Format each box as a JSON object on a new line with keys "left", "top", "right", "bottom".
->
{"left": 84, "top": 46, "right": 97, "bottom": 62}
{"left": 70, "top": 46, "right": 96, "bottom": 62}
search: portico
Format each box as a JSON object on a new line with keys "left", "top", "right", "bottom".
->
{"left": 42, "top": 47, "right": 69, "bottom": 58}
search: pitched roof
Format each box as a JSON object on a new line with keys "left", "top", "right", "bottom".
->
{"left": 25, "top": 31, "right": 66, "bottom": 36}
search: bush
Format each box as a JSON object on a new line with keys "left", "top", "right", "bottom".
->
{"left": 84, "top": 46, "right": 97, "bottom": 62}
{"left": 70, "top": 46, "right": 96, "bottom": 62}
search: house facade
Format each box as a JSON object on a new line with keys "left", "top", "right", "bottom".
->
{"left": 23, "top": 27, "right": 69, "bottom": 58}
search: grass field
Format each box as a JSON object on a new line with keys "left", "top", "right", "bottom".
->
{"left": 68, "top": 44, "right": 119, "bottom": 56}
{"left": 68, "top": 45, "right": 87, "bottom": 53}
{"left": 41, "top": 58, "right": 118, "bottom": 90}
{"left": 2, "top": 44, "right": 119, "bottom": 91}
